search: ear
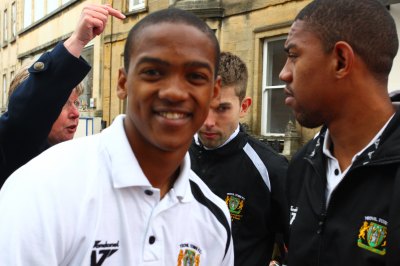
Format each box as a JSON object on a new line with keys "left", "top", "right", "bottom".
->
{"left": 239, "top": 97, "right": 252, "bottom": 118}
{"left": 333, "top": 41, "right": 354, "bottom": 78}
{"left": 117, "top": 68, "right": 128, "bottom": 100}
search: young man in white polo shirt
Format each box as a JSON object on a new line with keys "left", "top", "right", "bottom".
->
{"left": 0, "top": 7, "right": 233, "bottom": 266}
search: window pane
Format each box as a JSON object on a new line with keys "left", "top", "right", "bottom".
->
{"left": 24, "top": 0, "right": 32, "bottom": 28}
{"left": 3, "top": 10, "right": 8, "bottom": 42}
{"left": 2, "top": 75, "right": 7, "bottom": 108}
{"left": 129, "top": 0, "right": 145, "bottom": 11}
{"left": 11, "top": 3, "right": 16, "bottom": 37}
{"left": 268, "top": 88, "right": 294, "bottom": 133}
{"left": 47, "top": 0, "right": 59, "bottom": 13}
{"left": 34, "top": 0, "right": 44, "bottom": 21}
{"left": 267, "top": 39, "right": 286, "bottom": 86}
{"left": 80, "top": 46, "right": 94, "bottom": 109}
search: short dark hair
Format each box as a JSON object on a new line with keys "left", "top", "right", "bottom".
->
{"left": 123, "top": 8, "right": 220, "bottom": 77}
{"left": 218, "top": 52, "right": 248, "bottom": 101}
{"left": 296, "top": 0, "right": 398, "bottom": 82}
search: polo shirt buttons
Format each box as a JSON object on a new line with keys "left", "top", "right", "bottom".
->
{"left": 149, "top": 236, "right": 156, "bottom": 244}
{"left": 334, "top": 169, "right": 339, "bottom": 175}
{"left": 144, "top": 189, "right": 153, "bottom": 196}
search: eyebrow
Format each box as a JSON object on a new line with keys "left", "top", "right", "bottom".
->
{"left": 136, "top": 56, "right": 212, "bottom": 73}
{"left": 184, "top": 61, "right": 213, "bottom": 73}
{"left": 218, "top": 102, "right": 232, "bottom": 107}
{"left": 136, "top": 57, "right": 171, "bottom": 67}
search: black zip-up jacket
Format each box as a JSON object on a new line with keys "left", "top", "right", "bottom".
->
{"left": 287, "top": 109, "right": 400, "bottom": 266}
{"left": 190, "top": 126, "right": 289, "bottom": 266}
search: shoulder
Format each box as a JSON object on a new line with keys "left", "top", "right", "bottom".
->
{"left": 247, "top": 135, "right": 286, "bottom": 158}
{"left": 244, "top": 135, "right": 288, "bottom": 170}
{"left": 2, "top": 134, "right": 104, "bottom": 194}
{"left": 188, "top": 171, "right": 231, "bottom": 225}
{"left": 187, "top": 171, "right": 232, "bottom": 255}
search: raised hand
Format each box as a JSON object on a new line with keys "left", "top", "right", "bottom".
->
{"left": 64, "top": 4, "right": 125, "bottom": 57}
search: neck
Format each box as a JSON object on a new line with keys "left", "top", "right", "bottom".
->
{"left": 328, "top": 101, "right": 394, "bottom": 170}
{"left": 138, "top": 150, "right": 184, "bottom": 198}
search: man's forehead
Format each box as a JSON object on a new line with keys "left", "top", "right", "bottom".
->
{"left": 130, "top": 23, "right": 216, "bottom": 62}
{"left": 285, "top": 20, "right": 317, "bottom": 47}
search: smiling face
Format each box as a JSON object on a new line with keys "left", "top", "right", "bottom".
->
{"left": 47, "top": 89, "right": 80, "bottom": 145}
{"left": 279, "top": 20, "right": 336, "bottom": 129}
{"left": 118, "top": 22, "right": 220, "bottom": 155}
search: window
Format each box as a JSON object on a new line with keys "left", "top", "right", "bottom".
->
{"left": 34, "top": 0, "right": 45, "bottom": 22}
{"left": 3, "top": 9, "right": 8, "bottom": 43}
{"left": 47, "top": 1, "right": 58, "bottom": 13}
{"left": 23, "top": 0, "right": 75, "bottom": 28}
{"left": 24, "top": 0, "right": 32, "bottom": 28}
{"left": 2, "top": 74, "right": 7, "bottom": 108}
{"left": 129, "top": 0, "right": 145, "bottom": 11}
{"left": 261, "top": 37, "right": 294, "bottom": 135}
{"left": 11, "top": 2, "right": 16, "bottom": 38}
{"left": 10, "top": 71, "right": 15, "bottom": 84}
{"left": 80, "top": 46, "right": 94, "bottom": 109}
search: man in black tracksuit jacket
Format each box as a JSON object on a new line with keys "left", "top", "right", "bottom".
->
{"left": 280, "top": 0, "right": 400, "bottom": 265}
{"left": 190, "top": 52, "right": 288, "bottom": 266}
{"left": 287, "top": 116, "right": 400, "bottom": 265}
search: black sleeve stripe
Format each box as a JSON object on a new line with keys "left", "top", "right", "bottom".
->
{"left": 189, "top": 180, "right": 231, "bottom": 259}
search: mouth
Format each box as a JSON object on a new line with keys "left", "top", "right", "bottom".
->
{"left": 158, "top": 111, "right": 188, "bottom": 120}
{"left": 284, "top": 87, "right": 293, "bottom": 97}
{"left": 284, "top": 87, "right": 295, "bottom": 105}
{"left": 155, "top": 109, "right": 192, "bottom": 127}
{"left": 199, "top": 131, "right": 218, "bottom": 140}
{"left": 66, "top": 125, "right": 77, "bottom": 133}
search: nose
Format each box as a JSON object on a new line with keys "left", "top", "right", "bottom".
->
{"left": 68, "top": 104, "right": 80, "bottom": 119}
{"left": 203, "top": 109, "right": 217, "bottom": 129}
{"left": 279, "top": 59, "right": 292, "bottom": 83}
{"left": 158, "top": 77, "right": 189, "bottom": 102}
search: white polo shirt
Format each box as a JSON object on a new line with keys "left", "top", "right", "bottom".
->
{"left": 0, "top": 115, "right": 233, "bottom": 266}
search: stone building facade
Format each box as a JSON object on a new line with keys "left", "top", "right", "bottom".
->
{"left": 1, "top": 0, "right": 400, "bottom": 156}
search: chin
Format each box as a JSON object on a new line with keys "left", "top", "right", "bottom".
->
{"left": 297, "top": 114, "right": 324, "bottom": 129}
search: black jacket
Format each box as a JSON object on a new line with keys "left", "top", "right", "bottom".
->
{"left": 287, "top": 109, "right": 400, "bottom": 266}
{"left": 0, "top": 42, "right": 90, "bottom": 187}
{"left": 190, "top": 126, "right": 288, "bottom": 266}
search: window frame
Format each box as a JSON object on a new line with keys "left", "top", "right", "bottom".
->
{"left": 23, "top": 0, "right": 77, "bottom": 29}
{"left": 261, "top": 36, "right": 292, "bottom": 136}
{"left": 2, "top": 74, "right": 7, "bottom": 108}
{"left": 3, "top": 9, "right": 8, "bottom": 43}
{"left": 128, "top": 0, "right": 146, "bottom": 12}
{"left": 11, "top": 2, "right": 16, "bottom": 39}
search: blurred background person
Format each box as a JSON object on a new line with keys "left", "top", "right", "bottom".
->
{"left": 8, "top": 64, "right": 83, "bottom": 146}
{"left": 0, "top": 4, "right": 125, "bottom": 187}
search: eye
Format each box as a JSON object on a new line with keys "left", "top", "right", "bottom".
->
{"left": 286, "top": 50, "right": 298, "bottom": 61}
{"left": 216, "top": 105, "right": 229, "bottom": 113}
{"left": 143, "top": 69, "right": 161, "bottom": 76}
{"left": 187, "top": 72, "right": 209, "bottom": 84}
{"left": 139, "top": 68, "right": 163, "bottom": 81}
{"left": 73, "top": 100, "right": 81, "bottom": 108}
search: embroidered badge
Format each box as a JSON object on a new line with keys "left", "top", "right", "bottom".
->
{"left": 225, "top": 193, "right": 245, "bottom": 221}
{"left": 177, "top": 243, "right": 201, "bottom": 266}
{"left": 357, "top": 216, "right": 388, "bottom": 255}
